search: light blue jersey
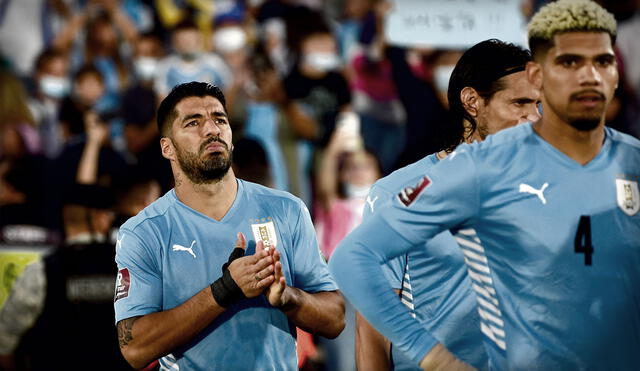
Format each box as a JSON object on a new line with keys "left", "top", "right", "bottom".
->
{"left": 330, "top": 123, "right": 640, "bottom": 370}
{"left": 363, "top": 154, "right": 487, "bottom": 371}
{"left": 154, "top": 54, "right": 232, "bottom": 96}
{"left": 115, "top": 180, "right": 337, "bottom": 371}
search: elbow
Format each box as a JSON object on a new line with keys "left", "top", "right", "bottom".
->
{"left": 324, "top": 316, "right": 346, "bottom": 339}
{"left": 120, "top": 346, "right": 153, "bottom": 370}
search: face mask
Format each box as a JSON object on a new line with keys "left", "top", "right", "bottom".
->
{"left": 213, "top": 26, "right": 247, "bottom": 54}
{"left": 39, "top": 75, "right": 70, "bottom": 99}
{"left": 134, "top": 57, "right": 158, "bottom": 81}
{"left": 343, "top": 182, "right": 372, "bottom": 199}
{"left": 433, "top": 65, "right": 455, "bottom": 94}
{"left": 304, "top": 52, "right": 340, "bottom": 72}
{"left": 179, "top": 52, "right": 199, "bottom": 62}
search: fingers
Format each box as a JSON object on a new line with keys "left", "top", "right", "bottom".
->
{"left": 236, "top": 232, "right": 246, "bottom": 250}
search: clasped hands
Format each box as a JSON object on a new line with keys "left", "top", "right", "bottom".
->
{"left": 213, "top": 232, "right": 290, "bottom": 309}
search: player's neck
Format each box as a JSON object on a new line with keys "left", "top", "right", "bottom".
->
{"left": 175, "top": 170, "right": 238, "bottom": 221}
{"left": 533, "top": 114, "right": 606, "bottom": 166}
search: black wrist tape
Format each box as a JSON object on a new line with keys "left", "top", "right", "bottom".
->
{"left": 222, "top": 247, "right": 245, "bottom": 273}
{"left": 210, "top": 269, "right": 246, "bottom": 308}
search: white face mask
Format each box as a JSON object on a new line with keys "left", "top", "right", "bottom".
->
{"left": 433, "top": 65, "right": 455, "bottom": 94}
{"left": 213, "top": 26, "right": 247, "bottom": 54}
{"left": 39, "top": 75, "right": 70, "bottom": 99}
{"left": 343, "top": 182, "right": 372, "bottom": 199}
{"left": 304, "top": 52, "right": 340, "bottom": 72}
{"left": 134, "top": 57, "right": 159, "bottom": 81}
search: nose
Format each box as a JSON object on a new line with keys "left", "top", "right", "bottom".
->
{"left": 578, "top": 63, "right": 602, "bottom": 86}
{"left": 521, "top": 103, "right": 541, "bottom": 123}
{"left": 202, "top": 118, "right": 222, "bottom": 137}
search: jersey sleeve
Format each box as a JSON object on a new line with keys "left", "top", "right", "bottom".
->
{"left": 114, "top": 228, "right": 163, "bottom": 324}
{"left": 329, "top": 148, "right": 480, "bottom": 365}
{"left": 289, "top": 199, "right": 338, "bottom": 293}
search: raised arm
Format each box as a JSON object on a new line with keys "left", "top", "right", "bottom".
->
{"left": 116, "top": 234, "right": 275, "bottom": 368}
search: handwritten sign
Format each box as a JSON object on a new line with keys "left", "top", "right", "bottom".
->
{"left": 386, "top": 0, "right": 527, "bottom": 49}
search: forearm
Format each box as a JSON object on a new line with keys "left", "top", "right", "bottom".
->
{"left": 283, "top": 102, "right": 319, "bottom": 140}
{"left": 76, "top": 142, "right": 100, "bottom": 184}
{"left": 328, "top": 219, "right": 437, "bottom": 363}
{"left": 355, "top": 311, "right": 390, "bottom": 371}
{"left": 111, "top": 7, "right": 139, "bottom": 45}
{"left": 281, "top": 289, "right": 345, "bottom": 339}
{"left": 419, "top": 343, "right": 477, "bottom": 371}
{"left": 119, "top": 287, "right": 224, "bottom": 369}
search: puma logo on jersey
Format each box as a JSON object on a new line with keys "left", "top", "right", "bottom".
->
{"left": 366, "top": 195, "right": 378, "bottom": 213}
{"left": 519, "top": 182, "right": 549, "bottom": 204}
{"left": 172, "top": 240, "right": 197, "bottom": 258}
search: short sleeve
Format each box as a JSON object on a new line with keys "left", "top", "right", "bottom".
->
{"left": 290, "top": 200, "right": 338, "bottom": 293}
{"left": 114, "top": 228, "right": 163, "bottom": 324}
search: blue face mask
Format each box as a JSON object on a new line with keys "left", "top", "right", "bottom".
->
{"left": 39, "top": 75, "right": 70, "bottom": 99}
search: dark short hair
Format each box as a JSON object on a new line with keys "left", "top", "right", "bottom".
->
{"left": 156, "top": 82, "right": 227, "bottom": 136}
{"left": 74, "top": 64, "right": 104, "bottom": 84}
{"left": 34, "top": 48, "right": 67, "bottom": 72}
{"left": 443, "top": 39, "right": 531, "bottom": 152}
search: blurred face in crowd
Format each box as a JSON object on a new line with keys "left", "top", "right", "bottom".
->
{"left": 301, "top": 33, "right": 340, "bottom": 75}
{"left": 340, "top": 150, "right": 380, "bottom": 193}
{"left": 134, "top": 36, "right": 164, "bottom": 81}
{"left": 532, "top": 32, "right": 618, "bottom": 131}
{"left": 344, "top": 0, "right": 372, "bottom": 19}
{"left": 172, "top": 28, "right": 203, "bottom": 58}
{"left": 36, "top": 55, "right": 70, "bottom": 99}
{"left": 89, "top": 19, "right": 119, "bottom": 55}
{"left": 473, "top": 71, "right": 541, "bottom": 140}
{"left": 74, "top": 72, "right": 105, "bottom": 108}
{"left": 163, "top": 96, "right": 233, "bottom": 184}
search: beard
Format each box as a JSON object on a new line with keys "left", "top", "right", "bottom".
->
{"left": 174, "top": 136, "right": 233, "bottom": 184}
{"left": 566, "top": 90, "right": 606, "bottom": 132}
{"left": 568, "top": 118, "right": 601, "bottom": 131}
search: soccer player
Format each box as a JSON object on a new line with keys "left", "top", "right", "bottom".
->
{"left": 330, "top": 0, "right": 640, "bottom": 370}
{"left": 356, "top": 39, "right": 540, "bottom": 371}
{"left": 114, "top": 82, "right": 345, "bottom": 370}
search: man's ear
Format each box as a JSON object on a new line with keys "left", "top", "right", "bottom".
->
{"left": 160, "top": 137, "right": 175, "bottom": 160}
{"left": 526, "top": 61, "right": 543, "bottom": 90}
{"left": 460, "top": 87, "right": 480, "bottom": 117}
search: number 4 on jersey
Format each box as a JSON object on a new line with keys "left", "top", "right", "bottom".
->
{"left": 574, "top": 215, "right": 593, "bottom": 266}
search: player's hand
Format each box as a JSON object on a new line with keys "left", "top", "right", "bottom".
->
{"left": 419, "top": 343, "right": 477, "bottom": 371}
{"left": 265, "top": 247, "right": 291, "bottom": 308}
{"left": 227, "top": 234, "right": 275, "bottom": 298}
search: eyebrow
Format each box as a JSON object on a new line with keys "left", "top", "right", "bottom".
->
{"left": 181, "top": 111, "right": 228, "bottom": 123}
{"left": 554, "top": 52, "right": 615, "bottom": 61}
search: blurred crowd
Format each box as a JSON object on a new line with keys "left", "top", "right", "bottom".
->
{"left": 0, "top": 0, "right": 639, "bottom": 370}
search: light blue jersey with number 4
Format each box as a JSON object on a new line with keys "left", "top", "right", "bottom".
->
{"left": 329, "top": 123, "right": 640, "bottom": 370}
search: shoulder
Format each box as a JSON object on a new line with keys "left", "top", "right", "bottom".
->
{"left": 241, "top": 180, "right": 307, "bottom": 214}
{"left": 450, "top": 123, "right": 535, "bottom": 168}
{"left": 375, "top": 154, "right": 439, "bottom": 193}
{"left": 607, "top": 127, "right": 640, "bottom": 151}
{"left": 120, "top": 190, "right": 177, "bottom": 233}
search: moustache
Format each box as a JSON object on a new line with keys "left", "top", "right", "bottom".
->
{"left": 200, "top": 137, "right": 229, "bottom": 153}
{"left": 570, "top": 89, "right": 605, "bottom": 101}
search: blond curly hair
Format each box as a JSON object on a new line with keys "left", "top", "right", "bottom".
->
{"left": 528, "top": 0, "right": 617, "bottom": 57}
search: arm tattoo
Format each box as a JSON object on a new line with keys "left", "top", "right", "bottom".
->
{"left": 117, "top": 316, "right": 140, "bottom": 348}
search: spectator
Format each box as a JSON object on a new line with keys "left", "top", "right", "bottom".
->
{"left": 154, "top": 19, "right": 233, "bottom": 98}
{"left": 28, "top": 48, "right": 71, "bottom": 159}
{"left": 0, "top": 183, "right": 130, "bottom": 370}
{"left": 0, "top": 71, "right": 46, "bottom": 230}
